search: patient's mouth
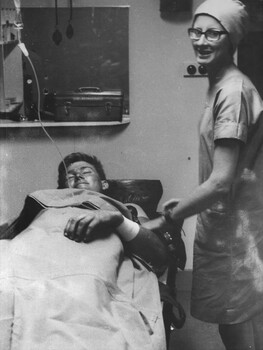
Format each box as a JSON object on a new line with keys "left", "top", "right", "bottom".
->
{"left": 75, "top": 182, "right": 90, "bottom": 189}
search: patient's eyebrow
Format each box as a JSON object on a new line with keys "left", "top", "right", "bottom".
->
{"left": 68, "top": 166, "right": 95, "bottom": 174}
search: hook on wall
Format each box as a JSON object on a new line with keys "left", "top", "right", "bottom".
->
{"left": 52, "top": 0, "right": 62, "bottom": 45}
{"left": 66, "top": 0, "right": 74, "bottom": 39}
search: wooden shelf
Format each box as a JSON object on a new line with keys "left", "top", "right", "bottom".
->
{"left": 0, "top": 40, "right": 19, "bottom": 46}
{"left": 0, "top": 116, "right": 130, "bottom": 128}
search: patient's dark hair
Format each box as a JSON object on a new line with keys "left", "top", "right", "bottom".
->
{"left": 57, "top": 152, "right": 106, "bottom": 189}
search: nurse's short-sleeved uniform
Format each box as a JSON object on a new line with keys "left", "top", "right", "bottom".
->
{"left": 191, "top": 66, "right": 263, "bottom": 324}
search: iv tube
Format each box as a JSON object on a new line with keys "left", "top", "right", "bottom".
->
{"left": 19, "top": 48, "right": 73, "bottom": 193}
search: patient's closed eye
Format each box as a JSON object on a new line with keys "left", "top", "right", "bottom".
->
{"left": 67, "top": 168, "right": 94, "bottom": 180}
{"left": 82, "top": 169, "right": 93, "bottom": 175}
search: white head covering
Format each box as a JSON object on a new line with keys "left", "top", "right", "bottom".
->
{"left": 193, "top": 0, "right": 249, "bottom": 52}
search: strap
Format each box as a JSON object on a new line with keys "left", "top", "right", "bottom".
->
{"left": 159, "top": 281, "right": 186, "bottom": 329}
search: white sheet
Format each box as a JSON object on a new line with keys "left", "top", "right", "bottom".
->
{"left": 0, "top": 204, "right": 165, "bottom": 350}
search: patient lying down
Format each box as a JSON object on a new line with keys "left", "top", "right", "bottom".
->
{"left": 0, "top": 153, "right": 168, "bottom": 350}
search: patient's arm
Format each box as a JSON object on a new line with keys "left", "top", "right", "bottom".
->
{"left": 64, "top": 209, "right": 168, "bottom": 272}
{"left": 123, "top": 225, "right": 168, "bottom": 272}
{"left": 64, "top": 210, "right": 123, "bottom": 242}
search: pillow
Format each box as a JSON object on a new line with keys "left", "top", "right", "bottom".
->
{"left": 106, "top": 180, "right": 163, "bottom": 219}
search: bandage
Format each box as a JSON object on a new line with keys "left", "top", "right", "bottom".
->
{"left": 116, "top": 216, "right": 140, "bottom": 241}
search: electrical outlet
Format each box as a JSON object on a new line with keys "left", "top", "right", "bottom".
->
{"left": 182, "top": 62, "right": 208, "bottom": 78}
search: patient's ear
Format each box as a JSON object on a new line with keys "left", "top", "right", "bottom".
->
{"left": 101, "top": 180, "right": 109, "bottom": 191}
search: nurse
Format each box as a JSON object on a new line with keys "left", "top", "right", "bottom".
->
{"left": 144, "top": 0, "right": 263, "bottom": 348}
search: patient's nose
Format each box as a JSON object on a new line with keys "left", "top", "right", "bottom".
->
{"left": 75, "top": 172, "right": 85, "bottom": 179}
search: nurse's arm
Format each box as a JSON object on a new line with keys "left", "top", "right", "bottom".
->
{"left": 142, "top": 138, "right": 241, "bottom": 231}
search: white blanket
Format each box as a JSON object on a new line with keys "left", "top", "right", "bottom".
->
{"left": 0, "top": 190, "right": 165, "bottom": 350}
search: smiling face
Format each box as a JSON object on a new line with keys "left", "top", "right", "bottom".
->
{"left": 65, "top": 161, "right": 106, "bottom": 192}
{"left": 191, "top": 15, "right": 233, "bottom": 71}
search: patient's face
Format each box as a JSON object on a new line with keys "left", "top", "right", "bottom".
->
{"left": 65, "top": 161, "right": 103, "bottom": 192}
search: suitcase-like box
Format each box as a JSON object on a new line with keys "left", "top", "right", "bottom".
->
{"left": 54, "top": 87, "right": 123, "bottom": 122}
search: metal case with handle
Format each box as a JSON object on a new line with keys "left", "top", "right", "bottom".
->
{"left": 54, "top": 87, "right": 123, "bottom": 122}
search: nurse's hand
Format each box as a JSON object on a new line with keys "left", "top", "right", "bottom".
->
{"left": 142, "top": 215, "right": 172, "bottom": 233}
{"left": 64, "top": 210, "right": 124, "bottom": 243}
{"left": 163, "top": 198, "right": 180, "bottom": 212}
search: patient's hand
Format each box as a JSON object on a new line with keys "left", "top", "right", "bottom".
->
{"left": 64, "top": 210, "right": 124, "bottom": 243}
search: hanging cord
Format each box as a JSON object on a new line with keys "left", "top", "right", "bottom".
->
{"left": 52, "top": 0, "right": 62, "bottom": 45}
{"left": 70, "top": 0, "right": 73, "bottom": 21}
{"left": 28, "top": 56, "right": 68, "bottom": 172}
{"left": 55, "top": 0, "right": 58, "bottom": 25}
{"left": 66, "top": 0, "right": 74, "bottom": 39}
{"left": 18, "top": 45, "right": 73, "bottom": 193}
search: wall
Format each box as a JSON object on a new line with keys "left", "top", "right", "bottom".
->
{"left": 0, "top": 0, "right": 207, "bottom": 269}
{"left": 21, "top": 7, "right": 130, "bottom": 113}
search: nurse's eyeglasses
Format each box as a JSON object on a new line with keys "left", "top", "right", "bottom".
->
{"left": 188, "top": 28, "right": 228, "bottom": 42}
